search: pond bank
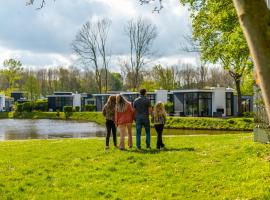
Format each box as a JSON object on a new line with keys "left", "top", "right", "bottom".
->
{"left": 0, "top": 111, "right": 254, "bottom": 131}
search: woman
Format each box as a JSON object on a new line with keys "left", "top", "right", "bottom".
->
{"left": 115, "top": 95, "right": 134, "bottom": 150}
{"left": 102, "top": 95, "right": 117, "bottom": 149}
{"left": 152, "top": 102, "right": 166, "bottom": 150}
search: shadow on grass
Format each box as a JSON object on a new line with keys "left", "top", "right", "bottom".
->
{"left": 125, "top": 147, "right": 195, "bottom": 154}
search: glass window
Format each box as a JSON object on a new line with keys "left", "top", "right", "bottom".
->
{"left": 226, "top": 92, "right": 233, "bottom": 116}
{"left": 183, "top": 92, "right": 212, "bottom": 117}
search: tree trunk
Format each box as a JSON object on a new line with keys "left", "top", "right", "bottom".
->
{"left": 105, "top": 68, "right": 108, "bottom": 93}
{"left": 235, "top": 78, "right": 242, "bottom": 116}
{"left": 233, "top": 0, "right": 270, "bottom": 121}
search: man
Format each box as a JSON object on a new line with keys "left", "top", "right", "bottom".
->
{"left": 133, "top": 88, "right": 152, "bottom": 149}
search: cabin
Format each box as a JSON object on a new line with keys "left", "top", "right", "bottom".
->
{"left": 0, "top": 94, "right": 5, "bottom": 112}
{"left": 47, "top": 92, "right": 81, "bottom": 111}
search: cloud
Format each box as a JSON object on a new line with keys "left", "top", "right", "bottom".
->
{"left": 0, "top": 0, "right": 195, "bottom": 69}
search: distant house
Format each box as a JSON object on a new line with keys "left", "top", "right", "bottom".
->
{"left": 47, "top": 92, "right": 81, "bottom": 111}
{"left": 171, "top": 88, "right": 253, "bottom": 117}
{"left": 11, "top": 91, "right": 27, "bottom": 102}
{"left": 93, "top": 88, "right": 253, "bottom": 117}
{"left": 81, "top": 93, "right": 95, "bottom": 111}
{"left": 93, "top": 91, "right": 159, "bottom": 112}
{"left": 5, "top": 97, "right": 14, "bottom": 111}
{"left": 0, "top": 94, "right": 5, "bottom": 112}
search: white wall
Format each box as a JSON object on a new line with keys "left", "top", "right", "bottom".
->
{"left": 155, "top": 90, "right": 168, "bottom": 103}
{"left": 73, "top": 93, "right": 81, "bottom": 110}
{"left": 212, "top": 87, "right": 226, "bottom": 116}
{"left": 0, "top": 94, "right": 5, "bottom": 111}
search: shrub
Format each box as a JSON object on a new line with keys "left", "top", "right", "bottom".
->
{"left": 85, "top": 104, "right": 96, "bottom": 112}
{"left": 63, "top": 106, "right": 73, "bottom": 119}
{"left": 243, "top": 118, "right": 253, "bottom": 123}
{"left": 16, "top": 104, "right": 23, "bottom": 113}
{"left": 33, "top": 99, "right": 48, "bottom": 111}
{"left": 243, "top": 112, "right": 255, "bottom": 118}
{"left": 227, "top": 119, "right": 235, "bottom": 124}
{"left": 56, "top": 110, "right": 60, "bottom": 118}
{"left": 75, "top": 106, "right": 80, "bottom": 112}
{"left": 22, "top": 102, "right": 31, "bottom": 112}
{"left": 164, "top": 102, "right": 174, "bottom": 114}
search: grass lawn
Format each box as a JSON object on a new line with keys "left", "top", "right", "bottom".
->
{"left": 0, "top": 134, "right": 269, "bottom": 199}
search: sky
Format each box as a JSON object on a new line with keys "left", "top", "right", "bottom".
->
{"left": 0, "top": 0, "right": 197, "bottom": 71}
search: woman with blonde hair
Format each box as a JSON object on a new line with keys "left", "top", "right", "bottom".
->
{"left": 152, "top": 102, "right": 166, "bottom": 150}
{"left": 102, "top": 95, "right": 117, "bottom": 149}
{"left": 115, "top": 95, "right": 134, "bottom": 150}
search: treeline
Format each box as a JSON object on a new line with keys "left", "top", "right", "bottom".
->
{"left": 0, "top": 58, "right": 253, "bottom": 100}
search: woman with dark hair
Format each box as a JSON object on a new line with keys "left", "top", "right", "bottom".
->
{"left": 102, "top": 95, "right": 117, "bottom": 149}
{"left": 115, "top": 95, "right": 134, "bottom": 150}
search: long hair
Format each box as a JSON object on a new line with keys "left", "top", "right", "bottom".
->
{"left": 153, "top": 102, "right": 167, "bottom": 119}
{"left": 116, "top": 95, "right": 128, "bottom": 112}
{"left": 105, "top": 95, "right": 116, "bottom": 109}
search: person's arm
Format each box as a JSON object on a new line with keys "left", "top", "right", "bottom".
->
{"left": 148, "top": 100, "right": 152, "bottom": 115}
{"left": 102, "top": 105, "right": 106, "bottom": 117}
{"left": 115, "top": 111, "right": 118, "bottom": 126}
{"left": 133, "top": 100, "right": 137, "bottom": 121}
{"left": 129, "top": 103, "right": 135, "bottom": 121}
{"left": 163, "top": 113, "right": 167, "bottom": 124}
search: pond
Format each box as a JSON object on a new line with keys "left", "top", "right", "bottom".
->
{"left": 0, "top": 119, "right": 248, "bottom": 141}
{"left": 0, "top": 119, "right": 105, "bottom": 141}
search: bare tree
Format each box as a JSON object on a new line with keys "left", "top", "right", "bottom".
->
{"left": 72, "top": 19, "right": 111, "bottom": 93}
{"left": 26, "top": 0, "right": 55, "bottom": 9}
{"left": 152, "top": 64, "right": 177, "bottom": 90}
{"left": 96, "top": 19, "right": 111, "bottom": 92}
{"left": 139, "top": 0, "right": 163, "bottom": 12}
{"left": 179, "top": 32, "right": 208, "bottom": 88}
{"left": 124, "top": 17, "right": 157, "bottom": 91}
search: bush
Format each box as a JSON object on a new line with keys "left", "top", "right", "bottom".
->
{"left": 16, "top": 104, "right": 23, "bottom": 113}
{"left": 33, "top": 99, "right": 48, "bottom": 111}
{"left": 243, "top": 112, "right": 255, "bottom": 118}
{"left": 63, "top": 106, "right": 73, "bottom": 119}
{"left": 75, "top": 106, "right": 80, "bottom": 112}
{"left": 85, "top": 104, "right": 96, "bottom": 112}
{"left": 22, "top": 102, "right": 31, "bottom": 112}
{"left": 164, "top": 102, "right": 174, "bottom": 114}
{"left": 56, "top": 110, "right": 60, "bottom": 118}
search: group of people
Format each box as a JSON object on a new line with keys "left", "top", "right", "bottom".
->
{"left": 102, "top": 88, "right": 167, "bottom": 150}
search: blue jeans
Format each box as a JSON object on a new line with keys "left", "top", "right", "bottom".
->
{"left": 136, "top": 118, "right": 151, "bottom": 148}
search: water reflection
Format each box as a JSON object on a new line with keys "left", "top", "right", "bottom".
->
{"left": 0, "top": 119, "right": 247, "bottom": 141}
{"left": 0, "top": 119, "right": 106, "bottom": 141}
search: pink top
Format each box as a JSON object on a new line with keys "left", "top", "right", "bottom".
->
{"left": 115, "top": 103, "right": 134, "bottom": 126}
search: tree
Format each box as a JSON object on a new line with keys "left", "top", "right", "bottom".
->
{"left": 152, "top": 65, "right": 177, "bottom": 90}
{"left": 1, "top": 59, "right": 23, "bottom": 90}
{"left": 24, "top": 70, "right": 40, "bottom": 101}
{"left": 124, "top": 17, "right": 157, "bottom": 91}
{"left": 26, "top": 0, "right": 54, "bottom": 9}
{"left": 241, "top": 71, "right": 255, "bottom": 96}
{"left": 232, "top": 0, "right": 270, "bottom": 121}
{"left": 72, "top": 18, "right": 111, "bottom": 93}
{"left": 179, "top": 0, "right": 253, "bottom": 115}
{"left": 108, "top": 72, "right": 123, "bottom": 91}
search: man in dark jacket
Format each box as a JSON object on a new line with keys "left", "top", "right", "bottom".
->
{"left": 133, "top": 88, "right": 152, "bottom": 149}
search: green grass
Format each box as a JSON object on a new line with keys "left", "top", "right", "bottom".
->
{"left": 0, "top": 111, "right": 254, "bottom": 131}
{"left": 165, "top": 116, "right": 254, "bottom": 131}
{"left": 0, "top": 134, "right": 269, "bottom": 199}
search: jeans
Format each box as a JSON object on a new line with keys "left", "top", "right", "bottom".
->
{"left": 105, "top": 119, "right": 117, "bottom": 147}
{"left": 136, "top": 118, "right": 151, "bottom": 148}
{"left": 154, "top": 124, "right": 165, "bottom": 149}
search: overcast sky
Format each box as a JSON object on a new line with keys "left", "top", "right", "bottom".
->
{"left": 0, "top": 0, "right": 197, "bottom": 71}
